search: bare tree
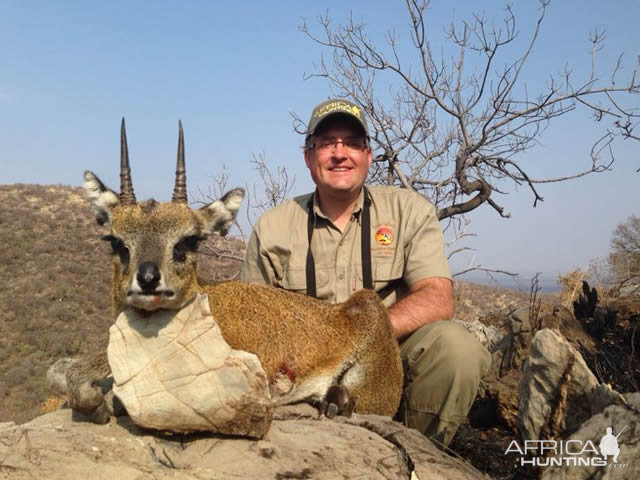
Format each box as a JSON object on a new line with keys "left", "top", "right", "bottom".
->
{"left": 529, "top": 272, "right": 543, "bottom": 334}
{"left": 247, "top": 152, "right": 296, "bottom": 228}
{"left": 191, "top": 157, "right": 295, "bottom": 278}
{"left": 192, "top": 156, "right": 296, "bottom": 239}
{"left": 297, "top": 0, "right": 639, "bottom": 225}
{"left": 608, "top": 214, "right": 640, "bottom": 285}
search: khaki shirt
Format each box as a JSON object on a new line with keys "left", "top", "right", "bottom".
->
{"left": 241, "top": 186, "right": 451, "bottom": 307}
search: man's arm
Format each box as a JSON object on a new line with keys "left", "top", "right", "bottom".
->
{"left": 240, "top": 226, "right": 277, "bottom": 286}
{"left": 387, "top": 277, "right": 453, "bottom": 340}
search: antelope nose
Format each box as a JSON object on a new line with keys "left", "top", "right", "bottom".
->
{"left": 137, "top": 262, "right": 160, "bottom": 291}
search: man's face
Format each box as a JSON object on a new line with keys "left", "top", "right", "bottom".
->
{"left": 304, "top": 119, "right": 372, "bottom": 199}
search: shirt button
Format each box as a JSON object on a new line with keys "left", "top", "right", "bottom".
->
{"left": 338, "top": 273, "right": 344, "bottom": 280}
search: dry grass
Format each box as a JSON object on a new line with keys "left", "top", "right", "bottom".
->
{"left": 0, "top": 184, "right": 113, "bottom": 423}
{"left": 453, "top": 279, "right": 555, "bottom": 325}
{"left": 557, "top": 267, "right": 621, "bottom": 310}
{"left": 39, "top": 394, "right": 66, "bottom": 415}
{"left": 557, "top": 269, "right": 589, "bottom": 309}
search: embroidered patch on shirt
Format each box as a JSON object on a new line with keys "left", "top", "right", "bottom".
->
{"left": 375, "top": 226, "right": 394, "bottom": 246}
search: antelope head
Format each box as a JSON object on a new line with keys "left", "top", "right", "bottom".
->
{"left": 84, "top": 119, "right": 244, "bottom": 314}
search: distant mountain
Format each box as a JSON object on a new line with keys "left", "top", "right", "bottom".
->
{"left": 457, "top": 271, "right": 561, "bottom": 293}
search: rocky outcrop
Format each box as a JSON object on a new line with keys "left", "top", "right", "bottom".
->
{"left": 453, "top": 319, "right": 503, "bottom": 350}
{"left": 518, "top": 329, "right": 625, "bottom": 441}
{"left": 462, "top": 309, "right": 531, "bottom": 432}
{"left": 0, "top": 406, "right": 488, "bottom": 480}
{"left": 541, "top": 393, "right": 640, "bottom": 480}
{"left": 618, "top": 284, "right": 640, "bottom": 298}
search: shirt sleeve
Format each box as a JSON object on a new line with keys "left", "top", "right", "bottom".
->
{"left": 240, "top": 222, "right": 277, "bottom": 286}
{"left": 402, "top": 195, "right": 452, "bottom": 286}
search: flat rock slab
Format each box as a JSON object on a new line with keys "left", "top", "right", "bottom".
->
{"left": 108, "top": 294, "right": 272, "bottom": 437}
{"left": 0, "top": 408, "right": 488, "bottom": 480}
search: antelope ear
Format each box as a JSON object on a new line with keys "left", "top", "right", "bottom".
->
{"left": 198, "top": 188, "right": 245, "bottom": 236}
{"left": 83, "top": 170, "right": 120, "bottom": 226}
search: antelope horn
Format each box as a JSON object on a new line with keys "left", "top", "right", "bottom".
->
{"left": 119, "top": 118, "right": 136, "bottom": 205}
{"left": 172, "top": 120, "right": 188, "bottom": 204}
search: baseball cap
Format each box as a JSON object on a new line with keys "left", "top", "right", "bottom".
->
{"left": 306, "top": 99, "right": 369, "bottom": 139}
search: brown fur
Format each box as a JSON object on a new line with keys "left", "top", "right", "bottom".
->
{"left": 205, "top": 282, "right": 402, "bottom": 414}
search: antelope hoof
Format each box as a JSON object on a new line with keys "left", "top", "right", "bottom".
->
{"left": 319, "top": 384, "right": 356, "bottom": 419}
{"left": 68, "top": 380, "right": 113, "bottom": 424}
{"left": 88, "top": 400, "right": 112, "bottom": 424}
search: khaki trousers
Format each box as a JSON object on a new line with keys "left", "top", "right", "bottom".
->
{"left": 394, "top": 321, "right": 491, "bottom": 446}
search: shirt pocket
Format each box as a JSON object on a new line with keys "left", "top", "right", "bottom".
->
{"left": 373, "top": 261, "right": 404, "bottom": 283}
{"left": 354, "top": 261, "right": 404, "bottom": 290}
{"left": 372, "top": 262, "right": 407, "bottom": 306}
{"left": 281, "top": 265, "right": 331, "bottom": 300}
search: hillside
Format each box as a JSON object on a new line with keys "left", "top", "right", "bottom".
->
{"left": 0, "top": 183, "right": 544, "bottom": 424}
{"left": 0, "top": 184, "right": 244, "bottom": 423}
{"left": 0, "top": 184, "right": 109, "bottom": 422}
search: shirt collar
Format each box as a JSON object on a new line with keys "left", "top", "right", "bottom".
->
{"left": 311, "top": 187, "right": 366, "bottom": 220}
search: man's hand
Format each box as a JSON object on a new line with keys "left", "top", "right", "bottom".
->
{"left": 388, "top": 277, "right": 453, "bottom": 340}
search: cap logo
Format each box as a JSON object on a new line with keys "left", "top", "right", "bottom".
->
{"left": 375, "top": 226, "right": 393, "bottom": 246}
{"left": 314, "top": 101, "right": 362, "bottom": 121}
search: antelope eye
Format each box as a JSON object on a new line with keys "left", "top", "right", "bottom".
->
{"left": 101, "top": 235, "right": 130, "bottom": 267}
{"left": 184, "top": 235, "right": 201, "bottom": 251}
{"left": 173, "top": 235, "right": 201, "bottom": 262}
{"left": 102, "top": 235, "right": 121, "bottom": 252}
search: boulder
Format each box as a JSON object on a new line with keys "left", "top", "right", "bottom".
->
{"left": 108, "top": 294, "right": 272, "bottom": 438}
{"left": 453, "top": 319, "right": 503, "bottom": 350}
{"left": 618, "top": 284, "right": 640, "bottom": 298}
{"left": 538, "top": 305, "right": 596, "bottom": 354}
{"left": 0, "top": 406, "right": 489, "bottom": 480}
{"left": 464, "top": 309, "right": 531, "bottom": 432}
{"left": 518, "top": 329, "right": 624, "bottom": 441}
{"left": 541, "top": 393, "right": 640, "bottom": 480}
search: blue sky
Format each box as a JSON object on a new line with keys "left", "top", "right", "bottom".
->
{"left": 1, "top": 1, "right": 638, "bottom": 288}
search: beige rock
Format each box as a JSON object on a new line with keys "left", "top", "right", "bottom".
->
{"left": 518, "top": 329, "right": 624, "bottom": 441}
{"left": 0, "top": 407, "right": 488, "bottom": 480}
{"left": 453, "top": 319, "right": 503, "bottom": 350}
{"left": 541, "top": 393, "right": 640, "bottom": 480}
{"left": 108, "top": 294, "right": 272, "bottom": 438}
